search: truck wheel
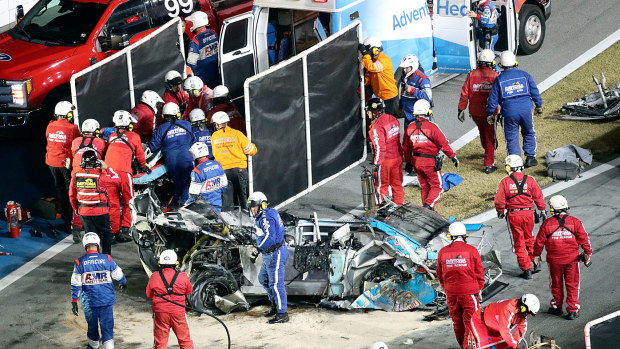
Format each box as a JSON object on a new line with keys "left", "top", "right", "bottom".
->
{"left": 188, "top": 266, "right": 239, "bottom": 314}
{"left": 517, "top": 4, "right": 545, "bottom": 55}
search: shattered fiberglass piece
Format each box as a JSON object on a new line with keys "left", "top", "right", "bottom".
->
{"left": 352, "top": 274, "right": 437, "bottom": 312}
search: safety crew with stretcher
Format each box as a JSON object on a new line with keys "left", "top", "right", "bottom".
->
{"left": 494, "top": 155, "right": 546, "bottom": 279}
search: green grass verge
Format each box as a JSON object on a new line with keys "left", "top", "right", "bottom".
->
{"left": 404, "top": 42, "right": 620, "bottom": 219}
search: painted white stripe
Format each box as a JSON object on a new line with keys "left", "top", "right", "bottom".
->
{"left": 274, "top": 249, "right": 282, "bottom": 311}
{"left": 452, "top": 29, "right": 620, "bottom": 152}
{"left": 0, "top": 235, "right": 74, "bottom": 293}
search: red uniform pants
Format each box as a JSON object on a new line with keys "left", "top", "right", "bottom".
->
{"left": 548, "top": 262, "right": 581, "bottom": 313}
{"left": 472, "top": 115, "right": 496, "bottom": 167}
{"left": 413, "top": 162, "right": 443, "bottom": 208}
{"left": 72, "top": 211, "right": 83, "bottom": 229}
{"left": 506, "top": 213, "right": 535, "bottom": 271}
{"left": 108, "top": 171, "right": 134, "bottom": 234}
{"left": 469, "top": 312, "right": 510, "bottom": 349}
{"left": 375, "top": 158, "right": 404, "bottom": 205}
{"left": 153, "top": 312, "right": 194, "bottom": 349}
{"left": 447, "top": 294, "right": 480, "bottom": 348}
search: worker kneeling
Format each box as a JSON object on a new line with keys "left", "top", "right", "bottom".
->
{"left": 188, "top": 142, "right": 227, "bottom": 211}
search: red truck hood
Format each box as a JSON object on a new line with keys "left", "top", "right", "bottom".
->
{"left": 0, "top": 32, "right": 77, "bottom": 80}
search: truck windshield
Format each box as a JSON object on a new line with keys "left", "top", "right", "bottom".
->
{"left": 9, "top": 0, "right": 107, "bottom": 46}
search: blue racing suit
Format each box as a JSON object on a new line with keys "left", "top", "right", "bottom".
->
{"left": 192, "top": 124, "right": 213, "bottom": 158}
{"left": 187, "top": 28, "right": 221, "bottom": 88}
{"left": 188, "top": 158, "right": 228, "bottom": 211}
{"left": 71, "top": 250, "right": 126, "bottom": 349}
{"left": 149, "top": 120, "right": 195, "bottom": 204}
{"left": 486, "top": 68, "right": 543, "bottom": 157}
{"left": 400, "top": 69, "right": 432, "bottom": 127}
{"left": 255, "top": 207, "right": 288, "bottom": 313}
{"left": 475, "top": 0, "right": 499, "bottom": 50}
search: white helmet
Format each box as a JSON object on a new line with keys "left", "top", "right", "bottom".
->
{"left": 113, "top": 110, "right": 137, "bottom": 127}
{"left": 54, "top": 101, "right": 75, "bottom": 120}
{"left": 81, "top": 119, "right": 100, "bottom": 134}
{"left": 504, "top": 154, "right": 523, "bottom": 171}
{"left": 413, "top": 99, "right": 431, "bottom": 116}
{"left": 247, "top": 191, "right": 268, "bottom": 210}
{"left": 448, "top": 222, "right": 467, "bottom": 240}
{"left": 521, "top": 293, "right": 540, "bottom": 315}
{"left": 549, "top": 195, "right": 569, "bottom": 214}
{"left": 478, "top": 49, "right": 495, "bottom": 64}
{"left": 370, "top": 342, "right": 388, "bottom": 349}
{"left": 141, "top": 90, "right": 164, "bottom": 111}
{"left": 499, "top": 51, "right": 517, "bottom": 68}
{"left": 82, "top": 232, "right": 100, "bottom": 250}
{"left": 211, "top": 111, "right": 230, "bottom": 125}
{"left": 189, "top": 142, "right": 210, "bottom": 159}
{"left": 213, "top": 85, "right": 230, "bottom": 99}
{"left": 158, "top": 249, "right": 178, "bottom": 266}
{"left": 189, "top": 109, "right": 206, "bottom": 123}
{"left": 399, "top": 54, "right": 419, "bottom": 70}
{"left": 363, "top": 36, "right": 382, "bottom": 49}
{"left": 184, "top": 76, "right": 204, "bottom": 98}
{"left": 162, "top": 102, "right": 181, "bottom": 119}
{"left": 164, "top": 70, "right": 183, "bottom": 87}
{"left": 189, "top": 11, "right": 209, "bottom": 32}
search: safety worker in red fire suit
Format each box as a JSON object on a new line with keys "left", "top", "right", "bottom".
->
{"left": 533, "top": 195, "right": 592, "bottom": 320}
{"left": 437, "top": 222, "right": 485, "bottom": 349}
{"left": 69, "top": 151, "right": 121, "bottom": 255}
{"left": 398, "top": 54, "right": 432, "bottom": 128}
{"left": 46, "top": 101, "right": 81, "bottom": 232}
{"left": 403, "top": 100, "right": 459, "bottom": 210}
{"left": 186, "top": 11, "right": 220, "bottom": 89}
{"left": 70, "top": 119, "right": 107, "bottom": 243}
{"left": 359, "top": 36, "right": 399, "bottom": 116}
{"left": 458, "top": 49, "right": 499, "bottom": 174}
{"left": 163, "top": 70, "right": 190, "bottom": 120}
{"left": 105, "top": 110, "right": 148, "bottom": 242}
{"left": 184, "top": 76, "right": 214, "bottom": 116}
{"left": 207, "top": 85, "right": 246, "bottom": 135}
{"left": 132, "top": 90, "right": 164, "bottom": 143}
{"left": 71, "top": 232, "right": 127, "bottom": 349}
{"left": 146, "top": 250, "right": 194, "bottom": 349}
{"left": 366, "top": 97, "right": 403, "bottom": 206}
{"left": 495, "top": 154, "right": 546, "bottom": 279}
{"left": 469, "top": 294, "right": 539, "bottom": 349}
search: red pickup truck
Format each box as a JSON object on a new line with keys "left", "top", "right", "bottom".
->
{"left": 0, "top": 0, "right": 251, "bottom": 132}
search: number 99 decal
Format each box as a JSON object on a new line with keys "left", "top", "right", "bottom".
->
{"left": 165, "top": 0, "right": 193, "bottom": 18}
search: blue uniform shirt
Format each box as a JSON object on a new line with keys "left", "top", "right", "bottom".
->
{"left": 71, "top": 251, "right": 126, "bottom": 307}
{"left": 255, "top": 207, "right": 285, "bottom": 252}
{"left": 189, "top": 159, "right": 227, "bottom": 211}
{"left": 192, "top": 125, "right": 213, "bottom": 156}
{"left": 187, "top": 29, "right": 220, "bottom": 88}
{"left": 149, "top": 120, "right": 195, "bottom": 156}
{"left": 401, "top": 70, "right": 432, "bottom": 122}
{"left": 486, "top": 68, "right": 542, "bottom": 117}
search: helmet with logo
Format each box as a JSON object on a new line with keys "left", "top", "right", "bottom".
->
{"left": 184, "top": 76, "right": 204, "bottom": 98}
{"left": 189, "top": 142, "right": 210, "bottom": 160}
{"left": 55, "top": 101, "right": 75, "bottom": 121}
{"left": 189, "top": 109, "right": 206, "bottom": 125}
{"left": 164, "top": 70, "right": 183, "bottom": 90}
{"left": 158, "top": 249, "right": 178, "bottom": 267}
{"left": 80, "top": 149, "right": 99, "bottom": 169}
{"left": 399, "top": 54, "right": 420, "bottom": 79}
{"left": 247, "top": 191, "right": 268, "bottom": 216}
{"left": 370, "top": 342, "right": 388, "bottom": 349}
{"left": 478, "top": 49, "right": 496, "bottom": 67}
{"left": 447, "top": 222, "right": 467, "bottom": 241}
{"left": 363, "top": 36, "right": 383, "bottom": 56}
{"left": 504, "top": 154, "right": 523, "bottom": 173}
{"left": 81, "top": 119, "right": 100, "bottom": 135}
{"left": 113, "top": 110, "right": 136, "bottom": 127}
{"left": 141, "top": 90, "right": 164, "bottom": 111}
{"left": 189, "top": 11, "right": 209, "bottom": 32}
{"left": 520, "top": 293, "right": 540, "bottom": 316}
{"left": 212, "top": 111, "right": 230, "bottom": 126}
{"left": 82, "top": 232, "right": 100, "bottom": 250}
{"left": 413, "top": 99, "right": 432, "bottom": 117}
{"left": 549, "top": 195, "right": 569, "bottom": 215}
{"left": 212, "top": 85, "right": 230, "bottom": 104}
{"left": 366, "top": 98, "right": 385, "bottom": 120}
{"left": 499, "top": 51, "right": 517, "bottom": 68}
{"left": 162, "top": 102, "right": 181, "bottom": 120}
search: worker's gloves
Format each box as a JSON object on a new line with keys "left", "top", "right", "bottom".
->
{"left": 579, "top": 252, "right": 592, "bottom": 266}
{"left": 539, "top": 210, "right": 548, "bottom": 221}
{"left": 357, "top": 43, "right": 369, "bottom": 56}
{"left": 457, "top": 109, "right": 466, "bottom": 123}
{"left": 141, "top": 165, "right": 152, "bottom": 175}
{"left": 477, "top": 292, "right": 483, "bottom": 303}
{"left": 372, "top": 165, "right": 379, "bottom": 178}
{"left": 250, "top": 249, "right": 260, "bottom": 264}
{"left": 487, "top": 115, "right": 495, "bottom": 125}
{"left": 118, "top": 283, "right": 127, "bottom": 292}
{"left": 71, "top": 301, "right": 79, "bottom": 316}
{"left": 467, "top": 10, "right": 477, "bottom": 18}
{"left": 406, "top": 85, "right": 416, "bottom": 95}
{"left": 497, "top": 211, "right": 505, "bottom": 219}
{"left": 451, "top": 157, "right": 460, "bottom": 168}
{"left": 533, "top": 255, "right": 542, "bottom": 266}
{"left": 535, "top": 106, "right": 543, "bottom": 115}
{"left": 404, "top": 162, "right": 413, "bottom": 174}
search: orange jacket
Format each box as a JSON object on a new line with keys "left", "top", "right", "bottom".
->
{"left": 211, "top": 126, "right": 257, "bottom": 170}
{"left": 362, "top": 52, "right": 398, "bottom": 101}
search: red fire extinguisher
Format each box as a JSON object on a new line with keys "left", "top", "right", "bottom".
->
{"left": 5, "top": 201, "right": 20, "bottom": 238}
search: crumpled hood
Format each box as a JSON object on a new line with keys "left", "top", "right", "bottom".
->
{"left": 0, "top": 32, "right": 76, "bottom": 79}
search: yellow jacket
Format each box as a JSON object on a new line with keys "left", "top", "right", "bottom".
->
{"left": 362, "top": 52, "right": 398, "bottom": 101}
{"left": 211, "top": 127, "right": 257, "bottom": 170}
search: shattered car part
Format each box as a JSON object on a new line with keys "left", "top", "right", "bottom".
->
{"left": 557, "top": 73, "right": 620, "bottom": 120}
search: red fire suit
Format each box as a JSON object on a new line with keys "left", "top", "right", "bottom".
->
{"left": 146, "top": 268, "right": 194, "bottom": 349}
{"left": 105, "top": 129, "right": 146, "bottom": 234}
{"left": 207, "top": 103, "right": 246, "bottom": 135}
{"left": 131, "top": 103, "right": 158, "bottom": 143}
{"left": 163, "top": 90, "right": 190, "bottom": 121}
{"left": 46, "top": 118, "right": 81, "bottom": 168}
{"left": 403, "top": 117, "right": 456, "bottom": 208}
{"left": 437, "top": 240, "right": 485, "bottom": 348}
{"left": 71, "top": 135, "right": 107, "bottom": 228}
{"left": 534, "top": 214, "right": 592, "bottom": 313}
{"left": 458, "top": 66, "right": 499, "bottom": 167}
{"left": 369, "top": 112, "right": 404, "bottom": 205}
{"left": 186, "top": 86, "right": 214, "bottom": 116}
{"left": 495, "top": 172, "right": 545, "bottom": 271}
{"left": 470, "top": 299, "right": 528, "bottom": 349}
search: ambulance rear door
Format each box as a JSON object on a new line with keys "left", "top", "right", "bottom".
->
{"left": 493, "top": 0, "right": 518, "bottom": 53}
{"left": 431, "top": 0, "right": 476, "bottom": 74}
{"left": 219, "top": 12, "right": 257, "bottom": 105}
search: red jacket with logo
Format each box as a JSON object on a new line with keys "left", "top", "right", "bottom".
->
{"left": 71, "top": 136, "right": 107, "bottom": 172}
{"left": 186, "top": 86, "right": 214, "bottom": 116}
{"left": 437, "top": 240, "right": 485, "bottom": 295}
{"left": 207, "top": 103, "right": 246, "bottom": 135}
{"left": 105, "top": 129, "right": 146, "bottom": 173}
{"left": 131, "top": 103, "right": 157, "bottom": 143}
{"left": 368, "top": 113, "right": 402, "bottom": 165}
{"left": 69, "top": 168, "right": 121, "bottom": 216}
{"left": 403, "top": 117, "right": 455, "bottom": 166}
{"left": 533, "top": 213, "right": 592, "bottom": 264}
{"left": 458, "top": 66, "right": 499, "bottom": 117}
{"left": 163, "top": 90, "right": 190, "bottom": 121}
{"left": 45, "top": 118, "right": 81, "bottom": 167}
{"left": 495, "top": 172, "right": 545, "bottom": 215}
{"left": 481, "top": 299, "right": 528, "bottom": 348}
{"left": 146, "top": 268, "right": 193, "bottom": 314}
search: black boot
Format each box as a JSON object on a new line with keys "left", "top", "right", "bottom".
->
{"left": 263, "top": 303, "right": 277, "bottom": 317}
{"left": 423, "top": 203, "right": 434, "bottom": 211}
{"left": 531, "top": 261, "right": 541, "bottom": 274}
{"left": 525, "top": 156, "right": 538, "bottom": 168}
{"left": 548, "top": 307, "right": 563, "bottom": 316}
{"left": 520, "top": 269, "right": 532, "bottom": 280}
{"left": 484, "top": 166, "right": 497, "bottom": 174}
{"left": 72, "top": 225, "right": 82, "bottom": 243}
{"left": 115, "top": 227, "right": 132, "bottom": 242}
{"left": 565, "top": 311, "right": 579, "bottom": 320}
{"left": 268, "top": 312, "right": 289, "bottom": 324}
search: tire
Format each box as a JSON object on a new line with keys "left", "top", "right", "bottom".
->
{"left": 357, "top": 262, "right": 400, "bottom": 295}
{"left": 517, "top": 4, "right": 546, "bottom": 55}
{"left": 188, "top": 266, "right": 239, "bottom": 314}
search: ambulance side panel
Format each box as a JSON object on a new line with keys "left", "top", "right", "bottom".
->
{"left": 431, "top": 0, "right": 476, "bottom": 74}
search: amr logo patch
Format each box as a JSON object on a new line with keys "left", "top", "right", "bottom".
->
{"left": 0, "top": 53, "right": 11, "bottom": 61}
{"left": 84, "top": 271, "right": 109, "bottom": 284}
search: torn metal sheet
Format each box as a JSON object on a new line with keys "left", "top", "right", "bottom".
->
{"left": 214, "top": 290, "right": 250, "bottom": 313}
{"left": 558, "top": 73, "right": 620, "bottom": 120}
{"left": 351, "top": 274, "right": 437, "bottom": 312}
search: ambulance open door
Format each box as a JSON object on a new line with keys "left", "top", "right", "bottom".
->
{"left": 219, "top": 13, "right": 257, "bottom": 106}
{"left": 431, "top": 0, "right": 476, "bottom": 74}
{"left": 493, "top": 0, "right": 518, "bottom": 53}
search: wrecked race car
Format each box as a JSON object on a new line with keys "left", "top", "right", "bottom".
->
{"left": 558, "top": 73, "right": 620, "bottom": 120}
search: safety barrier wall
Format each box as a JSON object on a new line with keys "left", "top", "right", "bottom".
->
{"left": 584, "top": 309, "right": 620, "bottom": 349}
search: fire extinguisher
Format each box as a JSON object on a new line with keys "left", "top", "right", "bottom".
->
{"left": 5, "top": 201, "right": 20, "bottom": 238}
